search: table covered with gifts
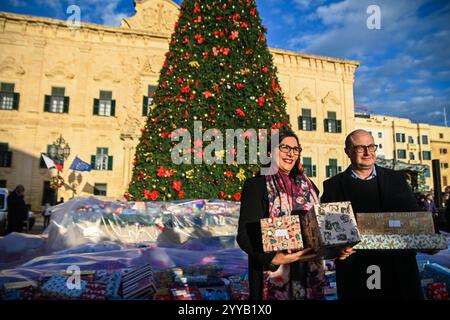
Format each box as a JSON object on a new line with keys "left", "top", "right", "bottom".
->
{"left": 0, "top": 197, "right": 449, "bottom": 300}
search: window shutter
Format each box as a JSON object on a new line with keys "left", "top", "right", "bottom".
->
{"left": 108, "top": 156, "right": 113, "bottom": 171}
{"left": 93, "top": 98, "right": 99, "bottom": 115}
{"left": 324, "top": 119, "right": 329, "bottom": 132}
{"left": 312, "top": 118, "right": 317, "bottom": 131}
{"left": 44, "top": 95, "right": 51, "bottom": 112}
{"left": 338, "top": 166, "right": 342, "bottom": 173}
{"left": 337, "top": 120, "right": 342, "bottom": 133}
{"left": 110, "top": 100, "right": 116, "bottom": 116}
{"left": 143, "top": 96, "right": 149, "bottom": 116}
{"left": 91, "top": 155, "right": 96, "bottom": 170}
{"left": 13, "top": 93, "right": 20, "bottom": 110}
{"left": 63, "top": 96, "right": 70, "bottom": 113}
{"left": 312, "top": 165, "right": 317, "bottom": 177}
{"left": 326, "top": 165, "right": 330, "bottom": 177}
{"left": 298, "top": 116, "right": 303, "bottom": 130}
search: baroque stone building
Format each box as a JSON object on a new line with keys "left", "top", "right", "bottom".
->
{"left": 0, "top": 0, "right": 359, "bottom": 210}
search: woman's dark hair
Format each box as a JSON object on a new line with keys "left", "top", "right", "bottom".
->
{"left": 263, "top": 128, "right": 302, "bottom": 177}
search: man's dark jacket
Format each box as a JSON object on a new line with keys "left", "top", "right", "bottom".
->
{"left": 321, "top": 165, "right": 424, "bottom": 300}
{"left": 6, "top": 191, "right": 27, "bottom": 233}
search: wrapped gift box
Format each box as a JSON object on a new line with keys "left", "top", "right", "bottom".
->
{"left": 199, "top": 286, "right": 230, "bottom": 300}
{"left": 171, "top": 286, "right": 203, "bottom": 300}
{"left": 427, "top": 283, "right": 448, "bottom": 300}
{"left": 229, "top": 281, "right": 249, "bottom": 300}
{"left": 354, "top": 234, "right": 448, "bottom": 250}
{"left": 301, "top": 202, "right": 360, "bottom": 258}
{"left": 260, "top": 215, "right": 303, "bottom": 252}
{"left": 354, "top": 212, "right": 447, "bottom": 250}
{"left": 121, "top": 264, "right": 156, "bottom": 300}
{"left": 81, "top": 281, "right": 107, "bottom": 300}
{"left": 356, "top": 212, "right": 435, "bottom": 235}
{"left": 41, "top": 274, "right": 87, "bottom": 299}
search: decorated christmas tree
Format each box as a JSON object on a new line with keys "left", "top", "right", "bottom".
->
{"left": 126, "top": 0, "right": 291, "bottom": 201}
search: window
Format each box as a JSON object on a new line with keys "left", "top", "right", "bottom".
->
{"left": 326, "top": 159, "right": 341, "bottom": 178}
{"left": 424, "top": 166, "right": 431, "bottom": 178}
{"left": 143, "top": 85, "right": 157, "bottom": 116}
{"left": 408, "top": 136, "right": 414, "bottom": 144}
{"left": 378, "top": 132, "right": 382, "bottom": 138}
{"left": 302, "top": 157, "right": 317, "bottom": 177}
{"left": 298, "top": 109, "right": 317, "bottom": 131}
{"left": 0, "top": 82, "right": 19, "bottom": 110}
{"left": 422, "top": 151, "right": 431, "bottom": 160}
{"left": 44, "top": 87, "right": 69, "bottom": 113}
{"left": 94, "top": 90, "right": 115, "bottom": 116}
{"left": 439, "top": 133, "right": 444, "bottom": 139}
{"left": 440, "top": 148, "right": 447, "bottom": 155}
{"left": 422, "top": 135, "right": 429, "bottom": 145}
{"left": 0, "top": 142, "right": 12, "bottom": 167}
{"left": 395, "top": 133, "right": 405, "bottom": 143}
{"left": 324, "top": 112, "right": 342, "bottom": 133}
{"left": 397, "top": 149, "right": 406, "bottom": 159}
{"left": 91, "top": 148, "right": 113, "bottom": 171}
{"left": 409, "top": 152, "right": 415, "bottom": 160}
{"left": 443, "top": 176, "right": 448, "bottom": 187}
{"left": 379, "top": 144, "right": 383, "bottom": 149}
{"left": 441, "top": 163, "right": 449, "bottom": 169}
{"left": 94, "top": 183, "right": 107, "bottom": 196}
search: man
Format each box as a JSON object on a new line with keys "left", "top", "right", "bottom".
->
{"left": 6, "top": 185, "right": 28, "bottom": 234}
{"left": 321, "top": 129, "right": 424, "bottom": 299}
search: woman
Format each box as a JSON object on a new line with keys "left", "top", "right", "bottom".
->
{"left": 237, "top": 129, "right": 352, "bottom": 300}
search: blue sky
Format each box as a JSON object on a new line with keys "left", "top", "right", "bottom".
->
{"left": 1, "top": 0, "right": 449, "bottom": 126}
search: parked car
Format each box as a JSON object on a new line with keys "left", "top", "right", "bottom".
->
{"left": 0, "top": 188, "right": 8, "bottom": 235}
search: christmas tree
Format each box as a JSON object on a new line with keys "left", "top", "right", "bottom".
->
{"left": 126, "top": 0, "right": 291, "bottom": 201}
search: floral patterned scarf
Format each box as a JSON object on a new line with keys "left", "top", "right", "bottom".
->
{"left": 263, "top": 171, "right": 325, "bottom": 300}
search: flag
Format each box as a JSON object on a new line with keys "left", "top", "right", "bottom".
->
{"left": 70, "top": 156, "right": 92, "bottom": 172}
{"left": 41, "top": 154, "right": 63, "bottom": 172}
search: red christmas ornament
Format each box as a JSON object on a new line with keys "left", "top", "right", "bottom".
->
{"left": 172, "top": 180, "right": 182, "bottom": 192}
{"left": 203, "top": 91, "right": 213, "bottom": 98}
{"left": 193, "top": 5, "right": 200, "bottom": 13}
{"left": 220, "top": 47, "right": 230, "bottom": 55}
{"left": 149, "top": 190, "right": 159, "bottom": 201}
{"left": 212, "top": 47, "right": 219, "bottom": 56}
{"left": 250, "top": 8, "right": 256, "bottom": 16}
{"left": 220, "top": 191, "right": 227, "bottom": 200}
{"left": 257, "top": 97, "right": 265, "bottom": 106}
{"left": 195, "top": 34, "right": 204, "bottom": 44}
{"left": 233, "top": 192, "right": 241, "bottom": 201}
{"left": 229, "top": 31, "right": 239, "bottom": 40}
{"left": 224, "top": 171, "right": 233, "bottom": 177}
{"left": 181, "top": 85, "right": 191, "bottom": 94}
{"left": 236, "top": 83, "right": 246, "bottom": 90}
{"left": 178, "top": 191, "right": 186, "bottom": 198}
{"left": 240, "top": 22, "right": 248, "bottom": 28}
{"left": 262, "top": 67, "right": 269, "bottom": 73}
{"left": 235, "top": 108, "right": 246, "bottom": 117}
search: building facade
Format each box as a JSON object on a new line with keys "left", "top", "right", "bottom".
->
{"left": 2, "top": 0, "right": 357, "bottom": 210}
{"left": 354, "top": 113, "right": 450, "bottom": 191}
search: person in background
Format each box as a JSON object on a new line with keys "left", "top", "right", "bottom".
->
{"left": 42, "top": 202, "right": 52, "bottom": 229}
{"left": 6, "top": 185, "right": 28, "bottom": 234}
{"left": 422, "top": 192, "right": 438, "bottom": 214}
{"left": 57, "top": 197, "right": 65, "bottom": 205}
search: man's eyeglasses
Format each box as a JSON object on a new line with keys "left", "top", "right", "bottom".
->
{"left": 279, "top": 144, "right": 302, "bottom": 156}
{"left": 352, "top": 144, "right": 378, "bottom": 153}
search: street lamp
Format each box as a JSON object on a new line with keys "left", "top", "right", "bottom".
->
{"left": 48, "top": 135, "right": 71, "bottom": 165}
{"left": 48, "top": 135, "right": 70, "bottom": 204}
